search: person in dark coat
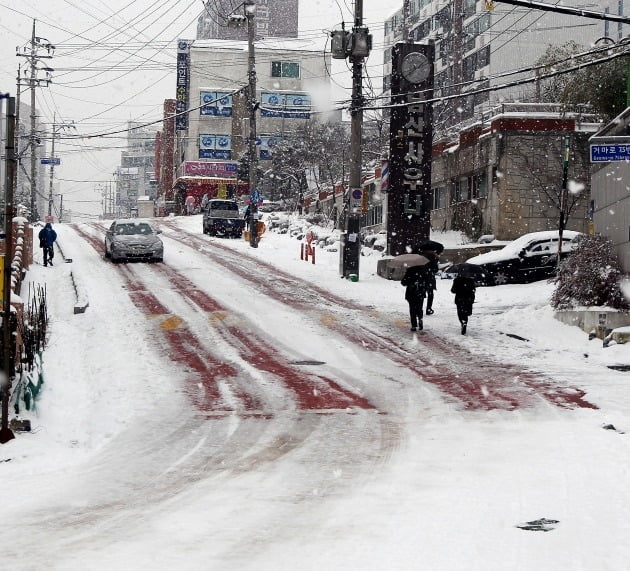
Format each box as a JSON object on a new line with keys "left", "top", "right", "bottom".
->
{"left": 423, "top": 252, "right": 439, "bottom": 315}
{"left": 451, "top": 275, "right": 476, "bottom": 335}
{"left": 244, "top": 205, "right": 251, "bottom": 230}
{"left": 38, "top": 222, "right": 58, "bottom": 267}
{"left": 401, "top": 265, "right": 430, "bottom": 331}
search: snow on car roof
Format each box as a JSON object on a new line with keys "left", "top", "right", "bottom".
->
{"left": 466, "top": 230, "right": 581, "bottom": 264}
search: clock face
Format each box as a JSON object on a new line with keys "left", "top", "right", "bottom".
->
{"left": 401, "top": 52, "right": 430, "bottom": 84}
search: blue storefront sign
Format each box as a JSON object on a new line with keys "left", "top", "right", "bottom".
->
{"left": 200, "top": 91, "right": 233, "bottom": 117}
{"left": 199, "top": 135, "right": 232, "bottom": 159}
{"left": 590, "top": 144, "right": 630, "bottom": 162}
{"left": 260, "top": 92, "right": 311, "bottom": 119}
{"left": 259, "top": 135, "right": 281, "bottom": 160}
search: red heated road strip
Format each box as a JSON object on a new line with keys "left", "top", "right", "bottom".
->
{"left": 160, "top": 223, "right": 598, "bottom": 412}
{"left": 73, "top": 224, "right": 374, "bottom": 414}
{"left": 151, "top": 262, "right": 374, "bottom": 411}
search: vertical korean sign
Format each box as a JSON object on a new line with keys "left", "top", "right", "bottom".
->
{"left": 387, "top": 42, "right": 434, "bottom": 256}
{"left": 176, "top": 40, "right": 192, "bottom": 131}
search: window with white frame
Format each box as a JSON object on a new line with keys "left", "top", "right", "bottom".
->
{"left": 271, "top": 61, "right": 300, "bottom": 78}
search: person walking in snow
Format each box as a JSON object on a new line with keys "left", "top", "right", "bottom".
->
{"left": 244, "top": 205, "right": 251, "bottom": 230}
{"left": 424, "top": 252, "right": 439, "bottom": 315}
{"left": 401, "top": 265, "right": 431, "bottom": 332}
{"left": 38, "top": 222, "right": 57, "bottom": 267}
{"left": 451, "top": 275, "right": 476, "bottom": 335}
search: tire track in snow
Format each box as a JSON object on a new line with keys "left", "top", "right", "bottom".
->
{"left": 75, "top": 223, "right": 374, "bottom": 415}
{"left": 159, "top": 221, "right": 597, "bottom": 412}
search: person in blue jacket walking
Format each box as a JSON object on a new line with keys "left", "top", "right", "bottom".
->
{"left": 38, "top": 222, "right": 57, "bottom": 267}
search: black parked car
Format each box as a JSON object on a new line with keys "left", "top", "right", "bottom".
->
{"left": 464, "top": 230, "right": 582, "bottom": 286}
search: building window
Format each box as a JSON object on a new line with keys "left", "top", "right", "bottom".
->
{"left": 432, "top": 186, "right": 447, "bottom": 209}
{"left": 271, "top": 61, "right": 300, "bottom": 78}
{"left": 464, "top": 0, "right": 476, "bottom": 18}
{"left": 475, "top": 171, "right": 488, "bottom": 198}
{"left": 459, "top": 176, "right": 470, "bottom": 201}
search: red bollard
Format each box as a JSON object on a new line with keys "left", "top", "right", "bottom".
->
{"left": 300, "top": 243, "right": 305, "bottom": 260}
{"left": 310, "top": 245, "right": 315, "bottom": 264}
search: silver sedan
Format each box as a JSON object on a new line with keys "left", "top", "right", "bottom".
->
{"left": 104, "top": 219, "right": 164, "bottom": 263}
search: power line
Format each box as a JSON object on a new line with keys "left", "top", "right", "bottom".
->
{"left": 495, "top": 0, "right": 630, "bottom": 24}
{"left": 365, "top": 45, "right": 630, "bottom": 112}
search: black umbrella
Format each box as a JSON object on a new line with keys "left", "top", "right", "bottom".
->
{"left": 446, "top": 262, "right": 486, "bottom": 280}
{"left": 389, "top": 253, "right": 431, "bottom": 270}
{"left": 414, "top": 240, "right": 444, "bottom": 255}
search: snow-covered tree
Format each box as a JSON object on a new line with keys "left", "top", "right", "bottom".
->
{"left": 551, "top": 235, "right": 629, "bottom": 311}
{"left": 536, "top": 41, "right": 628, "bottom": 121}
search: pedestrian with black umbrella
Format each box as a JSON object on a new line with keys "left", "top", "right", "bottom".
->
{"left": 449, "top": 264, "right": 482, "bottom": 335}
{"left": 414, "top": 240, "right": 444, "bottom": 316}
{"left": 401, "top": 262, "right": 431, "bottom": 332}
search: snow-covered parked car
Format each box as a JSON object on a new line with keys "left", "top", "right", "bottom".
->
{"left": 465, "top": 230, "right": 582, "bottom": 286}
{"left": 316, "top": 229, "right": 341, "bottom": 248}
{"left": 363, "top": 230, "right": 386, "bottom": 248}
{"left": 372, "top": 235, "right": 387, "bottom": 252}
{"left": 268, "top": 213, "right": 290, "bottom": 231}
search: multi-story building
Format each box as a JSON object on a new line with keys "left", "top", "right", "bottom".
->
{"left": 197, "top": 0, "right": 298, "bottom": 41}
{"left": 116, "top": 121, "right": 158, "bottom": 217}
{"left": 170, "top": 38, "right": 334, "bottom": 211}
{"left": 378, "top": 1, "right": 626, "bottom": 242}
{"left": 383, "top": 0, "right": 627, "bottom": 129}
{"left": 155, "top": 99, "right": 177, "bottom": 215}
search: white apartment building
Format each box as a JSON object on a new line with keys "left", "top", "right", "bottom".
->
{"left": 173, "top": 38, "right": 334, "bottom": 208}
{"left": 383, "top": 0, "right": 627, "bottom": 125}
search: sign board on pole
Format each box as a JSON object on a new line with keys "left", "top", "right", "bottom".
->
{"left": 350, "top": 188, "right": 363, "bottom": 213}
{"left": 590, "top": 144, "right": 630, "bottom": 162}
{"left": 40, "top": 158, "right": 61, "bottom": 165}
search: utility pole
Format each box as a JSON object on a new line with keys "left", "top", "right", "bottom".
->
{"left": 557, "top": 134, "right": 571, "bottom": 263}
{"left": 246, "top": 0, "right": 259, "bottom": 248}
{"left": 331, "top": 1, "right": 372, "bottom": 279}
{"left": 16, "top": 21, "right": 54, "bottom": 223}
{"left": 229, "top": 1, "right": 260, "bottom": 247}
{"left": 402, "top": 0, "right": 411, "bottom": 41}
{"left": 47, "top": 113, "right": 56, "bottom": 218}
{"left": 47, "top": 114, "right": 74, "bottom": 219}
{"left": 1, "top": 96, "right": 16, "bottom": 444}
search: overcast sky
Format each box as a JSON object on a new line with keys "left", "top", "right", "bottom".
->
{"left": 0, "top": 0, "right": 400, "bottom": 220}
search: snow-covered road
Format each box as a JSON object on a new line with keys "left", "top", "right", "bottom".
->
{"left": 3, "top": 217, "right": 630, "bottom": 570}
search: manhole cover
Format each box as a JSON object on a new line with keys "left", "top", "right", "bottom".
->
{"left": 289, "top": 360, "right": 326, "bottom": 366}
{"left": 608, "top": 365, "right": 630, "bottom": 372}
